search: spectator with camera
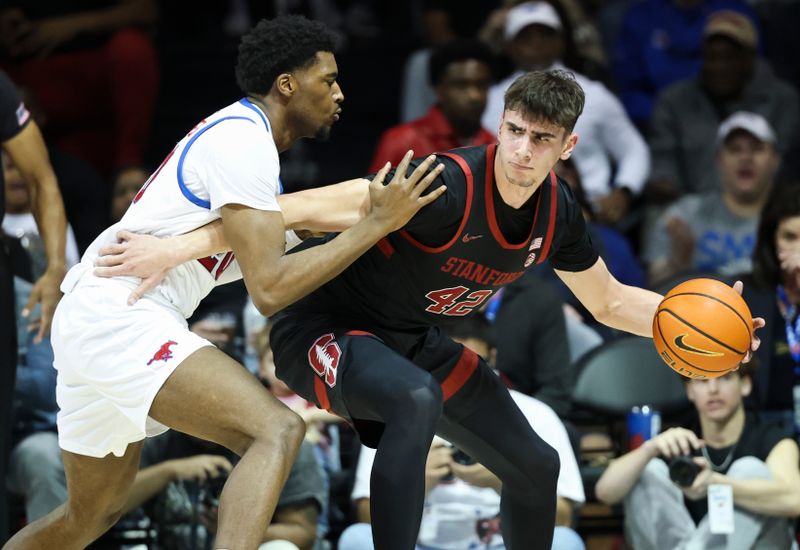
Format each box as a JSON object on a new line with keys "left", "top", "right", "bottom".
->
{"left": 595, "top": 362, "right": 800, "bottom": 549}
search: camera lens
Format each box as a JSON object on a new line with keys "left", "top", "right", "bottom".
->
{"left": 668, "top": 456, "right": 701, "bottom": 487}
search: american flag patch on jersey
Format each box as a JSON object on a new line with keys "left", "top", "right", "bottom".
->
{"left": 529, "top": 237, "right": 543, "bottom": 251}
{"left": 16, "top": 102, "right": 30, "bottom": 126}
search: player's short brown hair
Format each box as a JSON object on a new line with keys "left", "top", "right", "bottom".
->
{"left": 503, "top": 69, "right": 585, "bottom": 134}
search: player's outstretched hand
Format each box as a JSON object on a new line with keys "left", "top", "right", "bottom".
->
{"left": 368, "top": 150, "right": 446, "bottom": 232}
{"left": 168, "top": 454, "right": 232, "bottom": 482}
{"left": 732, "top": 280, "right": 765, "bottom": 363}
{"left": 94, "top": 230, "right": 174, "bottom": 305}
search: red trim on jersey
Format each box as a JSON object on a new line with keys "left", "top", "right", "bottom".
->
{"left": 441, "top": 347, "right": 480, "bottom": 401}
{"left": 197, "top": 256, "right": 217, "bottom": 272}
{"left": 536, "top": 171, "right": 558, "bottom": 265}
{"left": 376, "top": 238, "right": 395, "bottom": 258}
{"left": 486, "top": 145, "right": 538, "bottom": 250}
{"left": 345, "top": 330, "right": 375, "bottom": 337}
{"left": 399, "top": 148, "right": 476, "bottom": 253}
{"left": 314, "top": 377, "right": 331, "bottom": 411}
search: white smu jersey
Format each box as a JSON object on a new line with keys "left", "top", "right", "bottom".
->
{"left": 61, "top": 99, "right": 285, "bottom": 318}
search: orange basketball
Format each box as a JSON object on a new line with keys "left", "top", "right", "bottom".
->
{"left": 652, "top": 278, "right": 753, "bottom": 380}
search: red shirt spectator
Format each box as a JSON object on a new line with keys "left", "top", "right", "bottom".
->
{"left": 369, "top": 104, "right": 495, "bottom": 173}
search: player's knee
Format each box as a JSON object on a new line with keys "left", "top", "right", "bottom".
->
{"left": 514, "top": 441, "right": 560, "bottom": 495}
{"left": 400, "top": 376, "right": 443, "bottom": 424}
{"left": 249, "top": 407, "right": 305, "bottom": 455}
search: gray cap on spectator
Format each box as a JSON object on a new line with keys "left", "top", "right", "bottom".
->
{"left": 716, "top": 111, "right": 776, "bottom": 146}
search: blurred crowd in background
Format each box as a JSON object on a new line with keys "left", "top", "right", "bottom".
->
{"left": 2, "top": 0, "right": 800, "bottom": 549}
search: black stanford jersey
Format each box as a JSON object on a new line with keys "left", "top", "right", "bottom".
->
{"left": 287, "top": 144, "right": 598, "bottom": 334}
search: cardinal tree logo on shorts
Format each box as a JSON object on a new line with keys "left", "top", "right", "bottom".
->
{"left": 308, "top": 334, "right": 340, "bottom": 388}
{"left": 673, "top": 334, "right": 723, "bottom": 357}
{"left": 147, "top": 340, "right": 178, "bottom": 366}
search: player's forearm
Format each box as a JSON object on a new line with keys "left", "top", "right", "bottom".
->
{"left": 247, "top": 216, "right": 387, "bottom": 316}
{"left": 278, "top": 178, "right": 370, "bottom": 232}
{"left": 597, "top": 282, "right": 661, "bottom": 337}
{"left": 711, "top": 474, "right": 800, "bottom": 517}
{"left": 167, "top": 220, "right": 229, "bottom": 266}
{"left": 595, "top": 444, "right": 659, "bottom": 505}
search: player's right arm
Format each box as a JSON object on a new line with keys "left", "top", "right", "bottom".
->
{"left": 226, "top": 153, "right": 444, "bottom": 316}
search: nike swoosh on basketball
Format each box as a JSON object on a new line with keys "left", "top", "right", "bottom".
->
{"left": 462, "top": 233, "right": 483, "bottom": 243}
{"left": 673, "top": 334, "right": 724, "bottom": 357}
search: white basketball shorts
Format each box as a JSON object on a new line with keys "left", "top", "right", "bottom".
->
{"left": 52, "top": 281, "right": 212, "bottom": 458}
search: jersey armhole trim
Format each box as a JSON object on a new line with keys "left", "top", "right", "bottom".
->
{"left": 399, "top": 151, "right": 475, "bottom": 253}
{"left": 176, "top": 116, "right": 256, "bottom": 209}
{"left": 536, "top": 171, "right": 558, "bottom": 264}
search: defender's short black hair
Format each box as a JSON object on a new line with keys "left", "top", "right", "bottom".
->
{"left": 236, "top": 15, "right": 338, "bottom": 96}
{"left": 428, "top": 39, "right": 494, "bottom": 87}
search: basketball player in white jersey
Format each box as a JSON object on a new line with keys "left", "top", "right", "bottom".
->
{"left": 4, "top": 16, "right": 445, "bottom": 550}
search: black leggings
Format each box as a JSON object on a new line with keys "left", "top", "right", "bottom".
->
{"left": 341, "top": 335, "right": 559, "bottom": 550}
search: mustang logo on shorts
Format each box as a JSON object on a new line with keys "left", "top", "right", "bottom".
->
{"left": 147, "top": 340, "right": 178, "bottom": 366}
{"left": 308, "top": 334, "right": 340, "bottom": 388}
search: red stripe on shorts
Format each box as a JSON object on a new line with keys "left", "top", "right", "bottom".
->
{"left": 441, "top": 347, "right": 479, "bottom": 401}
{"left": 314, "top": 377, "right": 331, "bottom": 411}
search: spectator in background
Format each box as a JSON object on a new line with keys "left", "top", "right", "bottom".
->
{"left": 741, "top": 183, "right": 800, "bottom": 436}
{"left": 595, "top": 362, "right": 800, "bottom": 550}
{"left": 644, "top": 112, "right": 779, "bottom": 287}
{"left": 0, "top": 69, "right": 67, "bottom": 541}
{"left": 491, "top": 274, "right": 590, "bottom": 418}
{"left": 0, "top": 0, "right": 159, "bottom": 184}
{"left": 647, "top": 10, "right": 799, "bottom": 204}
{"left": 399, "top": 1, "right": 498, "bottom": 123}
{"left": 3, "top": 152, "right": 80, "bottom": 274}
{"left": 338, "top": 316, "right": 586, "bottom": 550}
{"left": 482, "top": 1, "right": 650, "bottom": 225}
{"left": 613, "top": 0, "right": 755, "bottom": 130}
{"left": 133, "top": 433, "right": 326, "bottom": 550}
{"left": 369, "top": 40, "right": 496, "bottom": 173}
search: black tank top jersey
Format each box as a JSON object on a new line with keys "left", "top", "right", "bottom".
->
{"left": 289, "top": 144, "right": 599, "bottom": 335}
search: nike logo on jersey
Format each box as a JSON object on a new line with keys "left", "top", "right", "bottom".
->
{"left": 673, "top": 334, "right": 724, "bottom": 357}
{"left": 462, "top": 233, "right": 484, "bottom": 243}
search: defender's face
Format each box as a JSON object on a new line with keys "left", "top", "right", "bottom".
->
{"left": 496, "top": 110, "right": 576, "bottom": 189}
{"left": 292, "top": 51, "right": 344, "bottom": 140}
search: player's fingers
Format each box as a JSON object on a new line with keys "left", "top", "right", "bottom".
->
{"left": 418, "top": 185, "right": 447, "bottom": 208}
{"left": 116, "top": 230, "right": 137, "bottom": 242}
{"left": 127, "top": 276, "right": 158, "bottom": 306}
{"left": 752, "top": 317, "right": 765, "bottom": 330}
{"left": 732, "top": 280, "right": 743, "bottom": 295}
{"left": 393, "top": 150, "right": 414, "bottom": 183}
{"left": 97, "top": 242, "right": 128, "bottom": 258}
{"left": 405, "top": 154, "right": 437, "bottom": 187}
{"left": 94, "top": 253, "right": 126, "bottom": 267}
{"left": 372, "top": 162, "right": 391, "bottom": 186}
{"left": 93, "top": 265, "right": 128, "bottom": 278}
{"left": 22, "top": 289, "right": 38, "bottom": 319}
{"left": 411, "top": 163, "right": 445, "bottom": 198}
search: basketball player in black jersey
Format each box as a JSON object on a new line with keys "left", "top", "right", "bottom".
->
{"left": 97, "top": 69, "right": 763, "bottom": 549}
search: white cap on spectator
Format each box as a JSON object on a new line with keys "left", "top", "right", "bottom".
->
{"left": 505, "top": 2, "right": 562, "bottom": 40}
{"left": 716, "top": 111, "right": 776, "bottom": 146}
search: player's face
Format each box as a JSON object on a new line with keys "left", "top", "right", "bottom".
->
{"left": 111, "top": 172, "right": 145, "bottom": 223}
{"left": 436, "top": 59, "right": 491, "bottom": 131}
{"left": 291, "top": 51, "right": 344, "bottom": 141}
{"left": 686, "top": 371, "right": 750, "bottom": 422}
{"left": 2, "top": 153, "right": 29, "bottom": 213}
{"left": 717, "top": 131, "right": 778, "bottom": 202}
{"left": 496, "top": 109, "right": 577, "bottom": 189}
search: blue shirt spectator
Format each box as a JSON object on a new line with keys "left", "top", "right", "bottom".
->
{"left": 614, "top": 0, "right": 756, "bottom": 129}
